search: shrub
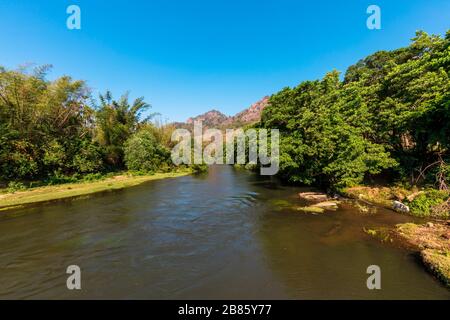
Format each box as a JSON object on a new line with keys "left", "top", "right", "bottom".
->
{"left": 72, "top": 142, "right": 104, "bottom": 174}
{"left": 408, "top": 190, "right": 449, "bottom": 217}
{"left": 45, "top": 171, "right": 79, "bottom": 185}
{"left": 7, "top": 181, "right": 27, "bottom": 193}
{"left": 191, "top": 163, "right": 208, "bottom": 173}
{"left": 124, "top": 130, "right": 171, "bottom": 173}
{"left": 43, "top": 140, "right": 66, "bottom": 170}
{"left": 82, "top": 172, "right": 104, "bottom": 182}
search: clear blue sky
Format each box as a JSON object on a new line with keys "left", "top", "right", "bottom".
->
{"left": 0, "top": 0, "right": 449, "bottom": 122}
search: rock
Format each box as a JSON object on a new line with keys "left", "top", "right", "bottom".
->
{"left": 295, "top": 206, "right": 325, "bottom": 214}
{"left": 298, "top": 192, "right": 328, "bottom": 202}
{"left": 426, "top": 222, "right": 434, "bottom": 228}
{"left": 183, "top": 96, "right": 269, "bottom": 129}
{"left": 406, "top": 191, "right": 425, "bottom": 202}
{"left": 312, "top": 201, "right": 339, "bottom": 209}
{"left": 392, "top": 200, "right": 410, "bottom": 213}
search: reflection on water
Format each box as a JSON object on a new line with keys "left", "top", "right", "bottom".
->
{"left": 0, "top": 166, "right": 449, "bottom": 299}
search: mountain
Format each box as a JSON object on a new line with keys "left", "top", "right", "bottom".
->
{"left": 224, "top": 96, "right": 270, "bottom": 127}
{"left": 186, "top": 109, "right": 229, "bottom": 128}
{"left": 176, "top": 96, "right": 269, "bottom": 130}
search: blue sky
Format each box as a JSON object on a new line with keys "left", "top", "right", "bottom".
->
{"left": 0, "top": 0, "right": 449, "bottom": 122}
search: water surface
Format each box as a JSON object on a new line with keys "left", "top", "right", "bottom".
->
{"left": 0, "top": 166, "right": 449, "bottom": 299}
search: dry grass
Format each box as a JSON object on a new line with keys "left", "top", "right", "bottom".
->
{"left": 343, "top": 186, "right": 397, "bottom": 208}
{"left": 396, "top": 222, "right": 450, "bottom": 251}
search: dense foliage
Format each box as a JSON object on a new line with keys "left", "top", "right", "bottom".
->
{"left": 124, "top": 128, "right": 171, "bottom": 173}
{"left": 260, "top": 31, "right": 450, "bottom": 190}
{"left": 0, "top": 66, "right": 173, "bottom": 183}
{"left": 408, "top": 190, "right": 449, "bottom": 218}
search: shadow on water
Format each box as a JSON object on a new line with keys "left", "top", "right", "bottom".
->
{"left": 0, "top": 165, "right": 448, "bottom": 299}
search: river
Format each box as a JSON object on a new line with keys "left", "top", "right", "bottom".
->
{"left": 0, "top": 165, "right": 449, "bottom": 299}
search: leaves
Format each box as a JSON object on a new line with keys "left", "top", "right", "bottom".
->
{"left": 261, "top": 30, "right": 450, "bottom": 190}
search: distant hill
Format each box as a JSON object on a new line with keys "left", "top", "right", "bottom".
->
{"left": 186, "top": 109, "right": 229, "bottom": 128}
{"left": 174, "top": 96, "right": 269, "bottom": 130}
{"left": 224, "top": 96, "right": 270, "bottom": 127}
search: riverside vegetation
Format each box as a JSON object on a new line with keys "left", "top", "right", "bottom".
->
{"left": 0, "top": 65, "right": 205, "bottom": 209}
{"left": 251, "top": 31, "right": 450, "bottom": 219}
{"left": 252, "top": 30, "right": 450, "bottom": 287}
{"left": 1, "top": 30, "right": 449, "bottom": 288}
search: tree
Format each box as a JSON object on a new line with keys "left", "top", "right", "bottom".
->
{"left": 260, "top": 30, "right": 450, "bottom": 190}
{"left": 0, "top": 65, "right": 98, "bottom": 180}
{"left": 94, "top": 91, "right": 154, "bottom": 167}
{"left": 124, "top": 129, "right": 170, "bottom": 173}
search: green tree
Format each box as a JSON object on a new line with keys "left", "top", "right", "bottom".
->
{"left": 0, "top": 65, "right": 97, "bottom": 180}
{"left": 124, "top": 129, "right": 171, "bottom": 173}
{"left": 260, "top": 30, "right": 450, "bottom": 190}
{"left": 95, "top": 91, "right": 154, "bottom": 167}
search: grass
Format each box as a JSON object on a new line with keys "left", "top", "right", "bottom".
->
{"left": 393, "top": 222, "right": 450, "bottom": 288}
{"left": 396, "top": 222, "right": 420, "bottom": 235}
{"left": 0, "top": 169, "right": 191, "bottom": 212}
{"left": 363, "top": 227, "right": 393, "bottom": 242}
{"left": 421, "top": 249, "right": 450, "bottom": 288}
{"left": 343, "top": 185, "right": 449, "bottom": 219}
{"left": 365, "top": 222, "right": 450, "bottom": 288}
{"left": 342, "top": 186, "right": 400, "bottom": 208}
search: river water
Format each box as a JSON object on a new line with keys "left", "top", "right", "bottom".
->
{"left": 0, "top": 165, "right": 449, "bottom": 299}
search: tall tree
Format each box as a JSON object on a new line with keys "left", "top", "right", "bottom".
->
{"left": 94, "top": 91, "right": 154, "bottom": 167}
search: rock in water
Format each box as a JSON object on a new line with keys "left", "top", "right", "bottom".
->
{"left": 298, "top": 192, "right": 328, "bottom": 202}
{"left": 295, "top": 206, "right": 325, "bottom": 214}
{"left": 312, "top": 201, "right": 339, "bottom": 209}
{"left": 393, "top": 200, "right": 410, "bottom": 213}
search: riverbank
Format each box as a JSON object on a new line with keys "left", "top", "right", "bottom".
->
{"left": 337, "top": 185, "right": 450, "bottom": 288}
{"left": 0, "top": 170, "right": 191, "bottom": 212}
{"left": 366, "top": 222, "right": 450, "bottom": 288}
{"left": 342, "top": 185, "right": 450, "bottom": 219}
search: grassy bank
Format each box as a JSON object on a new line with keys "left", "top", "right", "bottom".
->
{"left": 342, "top": 186, "right": 450, "bottom": 219}
{"left": 0, "top": 170, "right": 191, "bottom": 212}
{"left": 397, "top": 223, "right": 450, "bottom": 288}
{"left": 345, "top": 185, "right": 450, "bottom": 288}
{"left": 364, "top": 222, "right": 450, "bottom": 288}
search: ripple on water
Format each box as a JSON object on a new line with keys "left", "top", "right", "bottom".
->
{"left": 0, "top": 166, "right": 449, "bottom": 299}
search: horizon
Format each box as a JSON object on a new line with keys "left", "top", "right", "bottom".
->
{"left": 1, "top": 0, "right": 449, "bottom": 122}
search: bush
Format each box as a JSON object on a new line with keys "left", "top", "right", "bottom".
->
{"left": 72, "top": 142, "right": 104, "bottom": 174}
{"left": 7, "top": 181, "right": 27, "bottom": 193}
{"left": 408, "top": 190, "right": 449, "bottom": 217}
{"left": 82, "top": 172, "right": 104, "bottom": 182}
{"left": 43, "top": 140, "right": 66, "bottom": 170}
{"left": 124, "top": 130, "right": 171, "bottom": 173}
{"left": 45, "top": 171, "right": 79, "bottom": 185}
{"left": 191, "top": 163, "right": 208, "bottom": 173}
{"left": 0, "top": 140, "right": 39, "bottom": 180}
